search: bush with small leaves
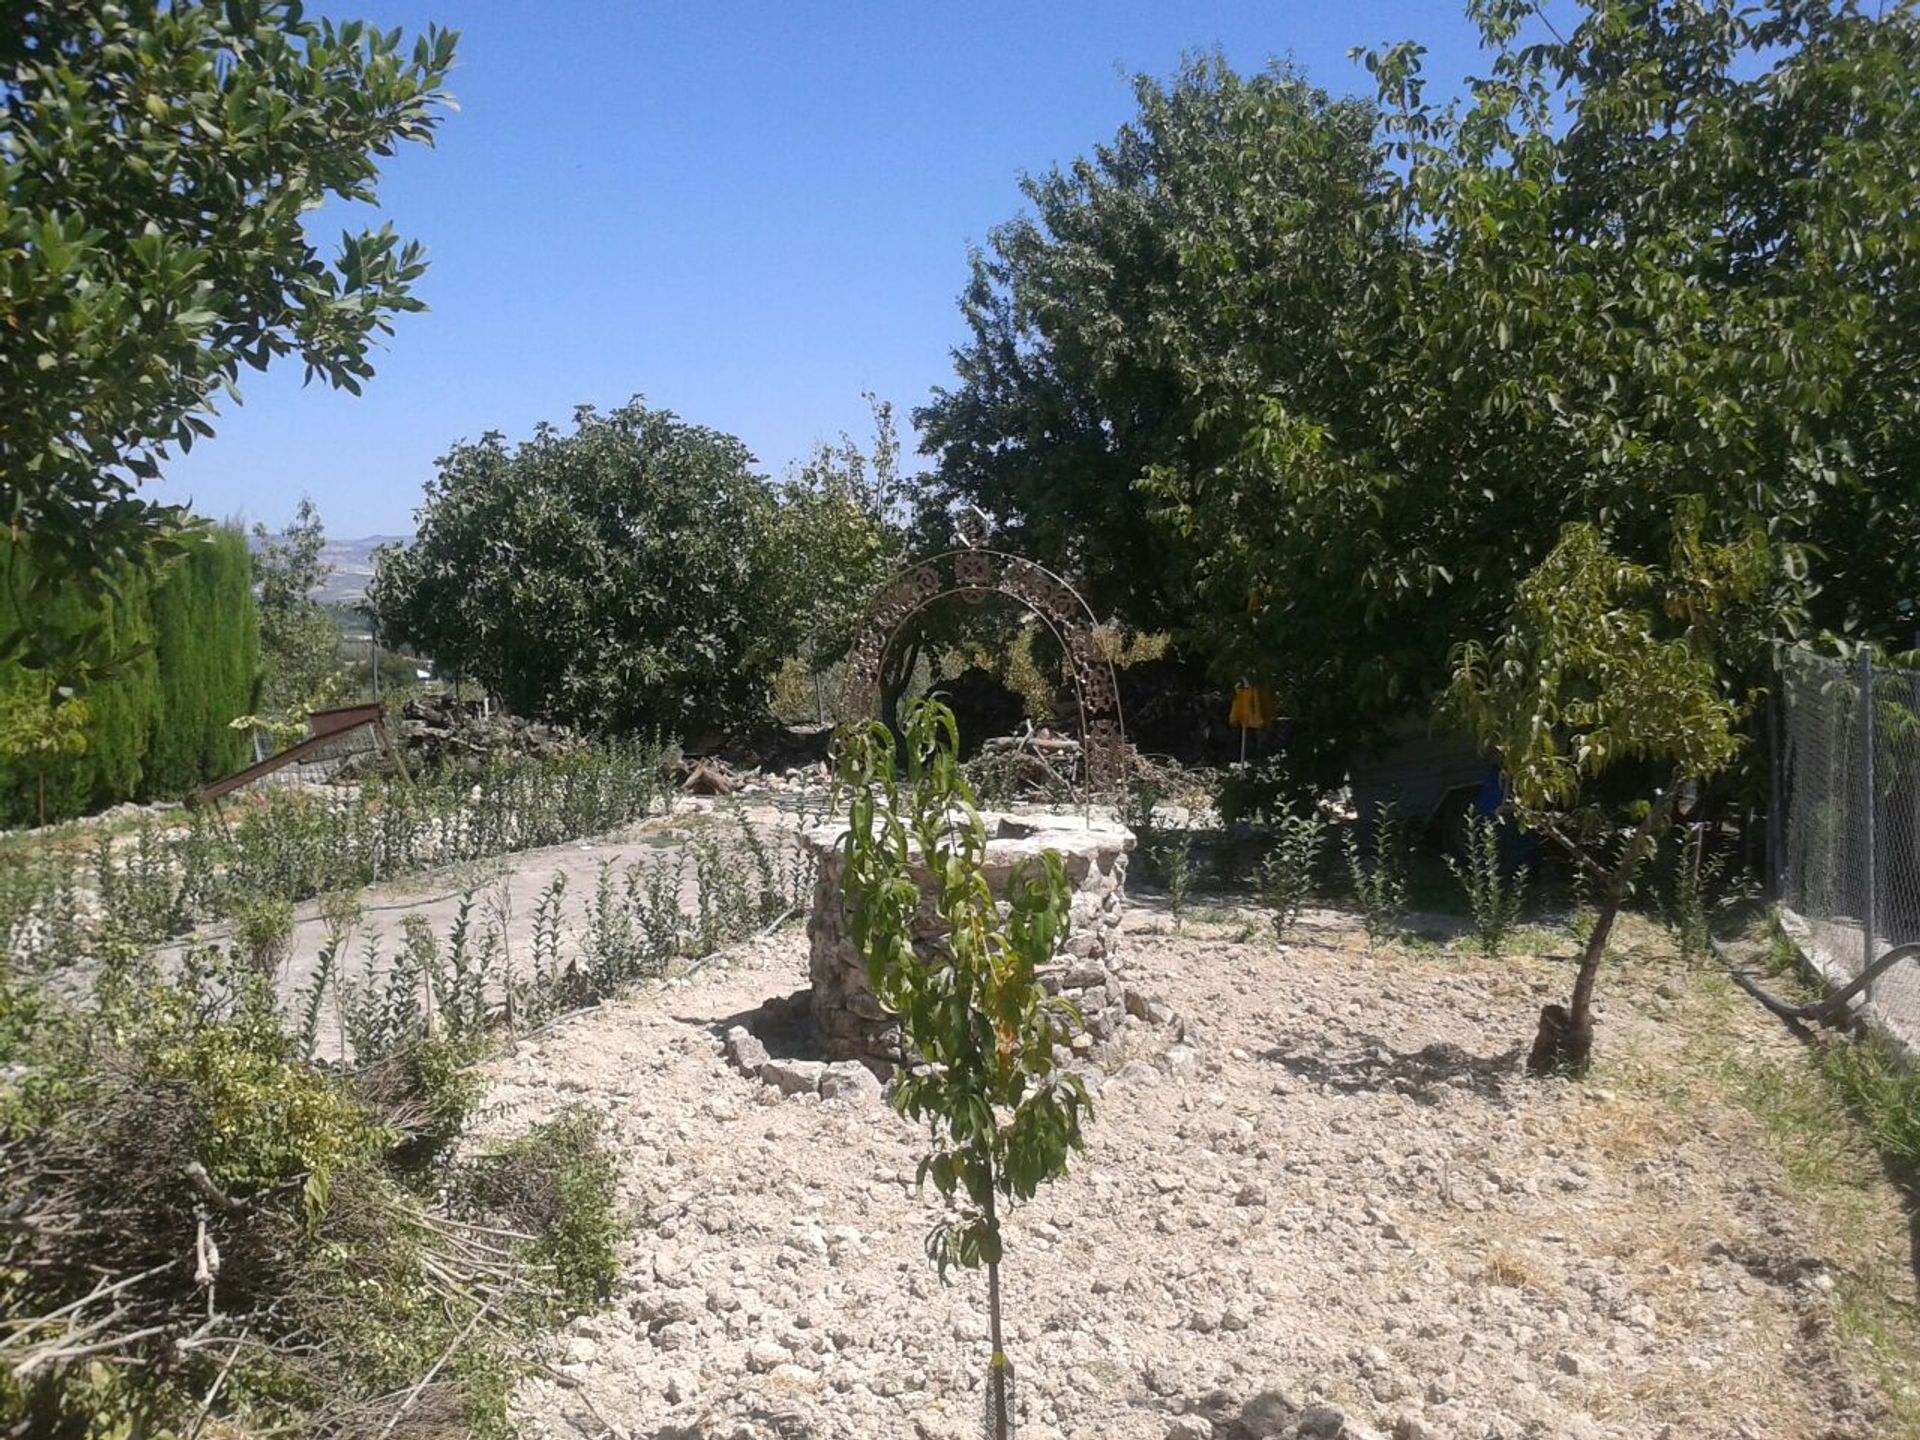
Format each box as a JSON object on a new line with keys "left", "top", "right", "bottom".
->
{"left": 1448, "top": 811, "right": 1528, "bottom": 957}
{"left": 1344, "top": 804, "right": 1408, "bottom": 946}
{"left": 1258, "top": 809, "right": 1326, "bottom": 945}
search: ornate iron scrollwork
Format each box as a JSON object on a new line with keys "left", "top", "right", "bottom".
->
{"left": 837, "top": 546, "right": 1130, "bottom": 796}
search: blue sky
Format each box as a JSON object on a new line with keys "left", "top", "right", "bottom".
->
{"left": 168, "top": 1, "right": 1513, "bottom": 537}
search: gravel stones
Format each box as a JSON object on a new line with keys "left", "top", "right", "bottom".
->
{"left": 487, "top": 905, "right": 1902, "bottom": 1440}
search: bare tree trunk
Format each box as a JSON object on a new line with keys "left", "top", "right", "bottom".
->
{"left": 1527, "top": 790, "right": 1675, "bottom": 1077}
{"left": 879, "top": 637, "right": 923, "bottom": 737}
{"left": 1528, "top": 889, "right": 1618, "bottom": 1076}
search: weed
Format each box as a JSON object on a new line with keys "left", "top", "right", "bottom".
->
{"left": 232, "top": 892, "right": 296, "bottom": 978}
{"left": 1344, "top": 803, "right": 1408, "bottom": 946}
{"left": 1257, "top": 809, "right": 1325, "bottom": 945}
{"left": 1154, "top": 833, "right": 1193, "bottom": 929}
{"left": 1449, "top": 811, "right": 1528, "bottom": 957}
{"left": 459, "top": 1105, "right": 621, "bottom": 1314}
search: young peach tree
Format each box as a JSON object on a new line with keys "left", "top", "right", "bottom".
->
{"left": 835, "top": 698, "right": 1091, "bottom": 1438}
{"left": 1444, "top": 513, "right": 1766, "bottom": 1075}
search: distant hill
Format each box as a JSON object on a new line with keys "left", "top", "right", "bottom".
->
{"left": 315, "top": 535, "right": 408, "bottom": 606}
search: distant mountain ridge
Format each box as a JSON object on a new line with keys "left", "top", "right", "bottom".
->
{"left": 245, "top": 531, "right": 411, "bottom": 606}
{"left": 316, "top": 535, "right": 409, "bottom": 605}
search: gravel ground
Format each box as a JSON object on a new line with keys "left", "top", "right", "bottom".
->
{"left": 480, "top": 903, "right": 1912, "bottom": 1440}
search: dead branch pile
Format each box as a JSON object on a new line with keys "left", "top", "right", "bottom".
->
{"left": 0, "top": 956, "right": 613, "bottom": 1437}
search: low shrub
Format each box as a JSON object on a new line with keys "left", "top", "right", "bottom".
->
{"left": 1258, "top": 809, "right": 1326, "bottom": 945}
{"left": 0, "top": 947, "right": 614, "bottom": 1437}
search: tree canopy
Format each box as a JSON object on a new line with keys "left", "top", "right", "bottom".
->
{"left": 371, "top": 400, "right": 783, "bottom": 739}
{"left": 924, "top": 2, "right": 1920, "bottom": 744}
{"left": 0, "top": 0, "right": 456, "bottom": 646}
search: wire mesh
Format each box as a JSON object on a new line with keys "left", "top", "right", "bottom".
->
{"left": 1777, "top": 646, "right": 1920, "bottom": 1051}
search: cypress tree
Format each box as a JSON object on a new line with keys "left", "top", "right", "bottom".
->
{"left": 0, "top": 539, "right": 158, "bottom": 822}
{"left": 145, "top": 524, "right": 257, "bottom": 797}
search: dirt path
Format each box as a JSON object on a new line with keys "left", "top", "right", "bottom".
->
{"left": 144, "top": 800, "right": 808, "bottom": 1029}
{"left": 479, "top": 903, "right": 1912, "bottom": 1440}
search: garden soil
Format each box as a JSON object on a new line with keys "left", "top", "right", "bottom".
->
{"left": 485, "top": 906, "right": 1913, "bottom": 1440}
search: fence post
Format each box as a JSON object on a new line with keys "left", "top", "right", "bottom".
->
{"left": 1860, "top": 650, "right": 1878, "bottom": 1003}
{"left": 1767, "top": 645, "right": 1783, "bottom": 900}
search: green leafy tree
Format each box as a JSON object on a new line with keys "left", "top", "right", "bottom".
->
{"left": 835, "top": 700, "right": 1091, "bottom": 1436}
{"left": 372, "top": 400, "right": 781, "bottom": 739}
{"left": 918, "top": 56, "right": 1392, "bottom": 637}
{"left": 930, "top": 7, "right": 1920, "bottom": 753}
{"left": 760, "top": 396, "right": 910, "bottom": 680}
{"left": 1443, "top": 516, "right": 1766, "bottom": 1074}
{"left": 0, "top": 541, "right": 158, "bottom": 822}
{"left": 0, "top": 682, "right": 90, "bottom": 827}
{"left": 1, "top": 2, "right": 456, "bottom": 644}
{"left": 251, "top": 499, "right": 346, "bottom": 729}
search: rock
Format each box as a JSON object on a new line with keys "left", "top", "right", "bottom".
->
{"left": 562, "top": 1335, "right": 599, "bottom": 1365}
{"left": 762, "top": 1058, "right": 826, "bottom": 1096}
{"left": 1168, "top": 1419, "right": 1215, "bottom": 1440}
{"left": 1114, "top": 1060, "right": 1163, "bottom": 1089}
{"left": 725, "top": 1025, "right": 770, "bottom": 1075}
{"left": 1556, "top": 1349, "right": 1595, "bottom": 1378}
{"left": 663, "top": 1369, "right": 699, "bottom": 1403}
{"left": 1159, "top": 1044, "right": 1199, "bottom": 1077}
{"left": 820, "top": 1060, "right": 883, "bottom": 1103}
{"left": 1299, "top": 1403, "right": 1347, "bottom": 1437}
{"left": 1235, "top": 1182, "right": 1269, "bottom": 1207}
{"left": 1392, "top": 1413, "right": 1433, "bottom": 1440}
{"left": 747, "top": 1338, "right": 792, "bottom": 1372}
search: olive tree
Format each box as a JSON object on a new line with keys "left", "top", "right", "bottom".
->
{"left": 1443, "top": 515, "right": 1766, "bottom": 1074}
{"left": 835, "top": 700, "right": 1091, "bottom": 1435}
{"left": 1, "top": 2, "right": 456, "bottom": 639}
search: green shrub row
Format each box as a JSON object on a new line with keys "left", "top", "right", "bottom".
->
{"left": 0, "top": 525, "right": 258, "bottom": 825}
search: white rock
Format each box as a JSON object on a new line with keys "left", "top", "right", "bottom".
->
{"left": 762, "top": 1058, "right": 826, "bottom": 1096}
{"left": 747, "top": 1338, "right": 792, "bottom": 1372}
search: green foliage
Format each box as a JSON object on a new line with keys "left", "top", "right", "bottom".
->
{"left": 836, "top": 700, "right": 1091, "bottom": 1280}
{"left": 1, "top": 1, "right": 457, "bottom": 614}
{"left": 1443, "top": 518, "right": 1764, "bottom": 1070}
{"left": 1443, "top": 521, "right": 1755, "bottom": 818}
{"left": 373, "top": 399, "right": 782, "bottom": 737}
{"left": 1257, "top": 809, "right": 1326, "bottom": 945}
{"left": 1154, "top": 834, "right": 1193, "bottom": 929}
{"left": 1664, "top": 823, "right": 1728, "bottom": 966}
{"left": 252, "top": 498, "right": 347, "bottom": 728}
{"left": 232, "top": 892, "right": 296, "bottom": 977}
{"left": 0, "top": 524, "right": 261, "bottom": 822}
{"left": 759, "top": 396, "right": 911, "bottom": 678}
{"left": 918, "top": 56, "right": 1387, "bottom": 637}
{"left": 144, "top": 522, "right": 258, "bottom": 797}
{"left": 1448, "top": 811, "right": 1527, "bottom": 956}
{"left": 460, "top": 1106, "right": 621, "bottom": 1313}
{"left": 929, "top": 7, "right": 1920, "bottom": 744}
{"left": 1816, "top": 1032, "right": 1920, "bottom": 1175}
{"left": 2, "top": 739, "right": 672, "bottom": 974}
{"left": 1343, "top": 804, "right": 1408, "bottom": 946}
{"left": 0, "top": 540, "right": 158, "bottom": 821}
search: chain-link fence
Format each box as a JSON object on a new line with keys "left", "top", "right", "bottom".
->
{"left": 1775, "top": 645, "right": 1920, "bottom": 1053}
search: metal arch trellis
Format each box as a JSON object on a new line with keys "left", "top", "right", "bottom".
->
{"left": 837, "top": 539, "right": 1131, "bottom": 795}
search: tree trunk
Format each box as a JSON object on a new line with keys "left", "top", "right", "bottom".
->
{"left": 879, "top": 637, "right": 922, "bottom": 737}
{"left": 1527, "top": 890, "right": 1618, "bottom": 1077}
{"left": 982, "top": 1179, "right": 1013, "bottom": 1440}
{"left": 1527, "top": 790, "right": 1676, "bottom": 1077}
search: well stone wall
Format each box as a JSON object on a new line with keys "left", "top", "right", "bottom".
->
{"left": 802, "top": 812, "right": 1132, "bottom": 1066}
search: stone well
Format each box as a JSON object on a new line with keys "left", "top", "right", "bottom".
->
{"left": 801, "top": 811, "right": 1133, "bottom": 1066}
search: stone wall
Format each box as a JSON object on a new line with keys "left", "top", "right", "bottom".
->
{"left": 802, "top": 811, "right": 1132, "bottom": 1066}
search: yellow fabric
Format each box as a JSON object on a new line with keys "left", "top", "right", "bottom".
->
{"left": 1229, "top": 685, "right": 1275, "bottom": 729}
